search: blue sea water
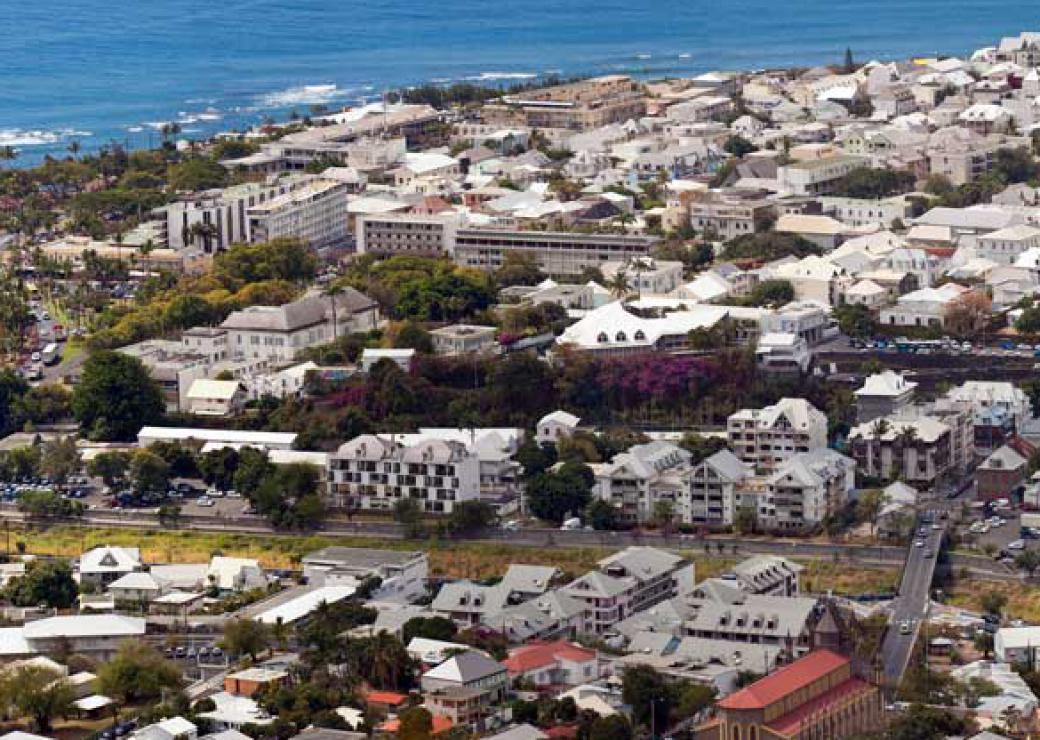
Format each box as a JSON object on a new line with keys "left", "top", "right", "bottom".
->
{"left": 2, "top": 0, "right": 1039, "bottom": 165}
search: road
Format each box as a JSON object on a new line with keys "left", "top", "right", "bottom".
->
{"left": 879, "top": 519, "right": 944, "bottom": 690}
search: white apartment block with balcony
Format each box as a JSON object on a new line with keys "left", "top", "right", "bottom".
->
{"left": 246, "top": 178, "right": 349, "bottom": 250}
{"left": 328, "top": 434, "right": 480, "bottom": 514}
{"left": 758, "top": 449, "right": 855, "bottom": 530}
{"left": 356, "top": 213, "right": 458, "bottom": 258}
{"left": 683, "top": 449, "right": 754, "bottom": 527}
{"left": 600, "top": 257, "right": 684, "bottom": 296}
{"left": 727, "top": 398, "right": 829, "bottom": 472}
{"left": 777, "top": 155, "right": 867, "bottom": 196}
{"left": 591, "top": 442, "right": 693, "bottom": 524}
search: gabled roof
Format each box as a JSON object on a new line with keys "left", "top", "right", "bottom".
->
{"left": 79, "top": 546, "right": 141, "bottom": 574}
{"left": 503, "top": 641, "right": 596, "bottom": 674}
{"left": 718, "top": 649, "right": 849, "bottom": 709}
{"left": 423, "top": 650, "right": 505, "bottom": 684}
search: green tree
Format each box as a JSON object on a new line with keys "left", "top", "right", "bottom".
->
{"left": 843, "top": 47, "right": 855, "bottom": 73}
{"left": 586, "top": 499, "right": 621, "bottom": 531}
{"left": 87, "top": 450, "right": 131, "bottom": 487}
{"left": 722, "top": 232, "right": 822, "bottom": 262}
{"left": 18, "top": 490, "right": 81, "bottom": 520}
{"left": 447, "top": 500, "right": 496, "bottom": 535}
{"left": 402, "top": 616, "right": 458, "bottom": 645}
{"left": 214, "top": 237, "right": 318, "bottom": 287}
{"left": 857, "top": 488, "right": 889, "bottom": 537}
{"left": 3, "top": 559, "right": 78, "bottom": 608}
{"left": 166, "top": 156, "right": 229, "bottom": 191}
{"left": 393, "top": 321, "right": 434, "bottom": 354}
{"left": 723, "top": 135, "right": 756, "bottom": 158}
{"left": 494, "top": 251, "right": 545, "bottom": 287}
{"left": 622, "top": 665, "right": 673, "bottom": 730}
{"left": 734, "top": 505, "right": 758, "bottom": 535}
{"left": 252, "top": 463, "right": 325, "bottom": 529}
{"left": 981, "top": 591, "right": 1008, "bottom": 617}
{"left": 834, "top": 303, "right": 878, "bottom": 340}
{"left": 39, "top": 436, "right": 79, "bottom": 490}
{"left": 221, "top": 618, "right": 272, "bottom": 661}
{"left": 676, "top": 681, "right": 717, "bottom": 719}
{"left": 199, "top": 446, "right": 240, "bottom": 491}
{"left": 96, "top": 641, "right": 182, "bottom": 704}
{"left": 72, "top": 351, "right": 164, "bottom": 441}
{"left": 2, "top": 665, "right": 75, "bottom": 732}
{"left": 129, "top": 449, "right": 170, "bottom": 497}
{"left": 526, "top": 462, "right": 594, "bottom": 524}
{"left": 745, "top": 279, "right": 794, "bottom": 307}
{"left": 397, "top": 706, "right": 433, "bottom": 740}
{"left": 589, "top": 715, "right": 633, "bottom": 740}
{"left": 394, "top": 497, "right": 427, "bottom": 539}
{"left": 232, "top": 446, "right": 274, "bottom": 497}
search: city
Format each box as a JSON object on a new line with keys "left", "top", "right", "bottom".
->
{"left": 12, "top": 27, "right": 1040, "bottom": 740}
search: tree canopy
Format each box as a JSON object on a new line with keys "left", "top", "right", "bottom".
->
{"left": 72, "top": 351, "right": 164, "bottom": 441}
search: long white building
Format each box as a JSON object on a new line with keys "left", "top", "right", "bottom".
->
{"left": 246, "top": 178, "right": 350, "bottom": 250}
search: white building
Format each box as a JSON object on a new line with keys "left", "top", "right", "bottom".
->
{"left": 977, "top": 224, "right": 1040, "bottom": 265}
{"left": 591, "top": 442, "right": 693, "bottom": 524}
{"left": 246, "top": 178, "right": 349, "bottom": 250}
{"left": 185, "top": 379, "right": 247, "bottom": 417}
{"left": 302, "top": 547, "right": 429, "bottom": 602}
{"left": 758, "top": 449, "right": 856, "bottom": 530}
{"left": 777, "top": 155, "right": 867, "bottom": 196}
{"left": 600, "top": 257, "right": 684, "bottom": 296}
{"left": 855, "top": 371, "right": 918, "bottom": 423}
{"left": 683, "top": 449, "right": 755, "bottom": 527}
{"left": 727, "top": 398, "right": 829, "bottom": 472}
{"left": 755, "top": 332, "right": 811, "bottom": 374}
{"left": 328, "top": 435, "right": 480, "bottom": 514}
{"left": 536, "top": 410, "right": 581, "bottom": 446}
{"left": 879, "top": 283, "right": 970, "bottom": 329}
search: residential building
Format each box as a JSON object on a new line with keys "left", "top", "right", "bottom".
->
{"left": 848, "top": 414, "right": 958, "bottom": 485}
{"left": 777, "top": 155, "right": 868, "bottom": 196}
{"left": 359, "top": 348, "right": 415, "bottom": 372}
{"left": 328, "top": 435, "right": 481, "bottom": 514}
{"left": 755, "top": 332, "right": 811, "bottom": 374}
{"left": 879, "top": 283, "right": 971, "bottom": 329}
{"left": 977, "top": 224, "right": 1040, "bottom": 265}
{"left": 682, "top": 449, "right": 754, "bottom": 527}
{"left": 138, "top": 426, "right": 296, "bottom": 451}
{"left": 854, "top": 371, "right": 918, "bottom": 423}
{"left": 676, "top": 191, "right": 776, "bottom": 241}
{"left": 600, "top": 257, "right": 684, "bottom": 295}
{"left": 556, "top": 301, "right": 730, "bottom": 355}
{"left": 224, "top": 668, "right": 290, "bottom": 698}
{"left": 977, "top": 445, "right": 1029, "bottom": 501}
{"left": 502, "top": 641, "right": 598, "bottom": 687}
{"left": 947, "top": 381, "right": 1032, "bottom": 444}
{"left": 430, "top": 325, "right": 497, "bottom": 356}
{"left": 819, "top": 195, "right": 915, "bottom": 229}
{"left": 682, "top": 585, "right": 821, "bottom": 656}
{"left": 78, "top": 546, "right": 142, "bottom": 589}
{"left": 220, "top": 289, "right": 379, "bottom": 363}
{"left": 355, "top": 213, "right": 458, "bottom": 257}
{"left": 480, "top": 590, "right": 588, "bottom": 643}
{"left": 453, "top": 228, "right": 657, "bottom": 279}
{"left": 591, "top": 442, "right": 693, "bottom": 524}
{"left": 757, "top": 449, "right": 856, "bottom": 531}
{"left": 695, "top": 649, "right": 882, "bottom": 740}
{"left": 535, "top": 410, "right": 581, "bottom": 446}
{"left": 301, "top": 547, "right": 428, "bottom": 602}
{"left": 246, "top": 178, "right": 349, "bottom": 250}
{"left": 185, "top": 379, "right": 247, "bottom": 417}
{"left": 482, "top": 76, "right": 647, "bottom": 131}
{"left": 996, "top": 626, "right": 1040, "bottom": 664}
{"left": 420, "top": 651, "right": 508, "bottom": 724}
{"left": 1, "top": 615, "right": 147, "bottom": 661}
{"left": 726, "top": 398, "right": 829, "bottom": 472}
{"left": 730, "top": 555, "right": 804, "bottom": 597}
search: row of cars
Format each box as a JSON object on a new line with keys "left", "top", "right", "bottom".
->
{"left": 165, "top": 643, "right": 225, "bottom": 662}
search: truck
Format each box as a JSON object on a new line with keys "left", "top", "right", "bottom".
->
{"left": 41, "top": 343, "right": 60, "bottom": 366}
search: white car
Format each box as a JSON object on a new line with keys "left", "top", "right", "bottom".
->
{"left": 197, "top": 497, "right": 215, "bottom": 507}
{"left": 1008, "top": 540, "right": 1026, "bottom": 550}
{"left": 914, "top": 539, "right": 925, "bottom": 548}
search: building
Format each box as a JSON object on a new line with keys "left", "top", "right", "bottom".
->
{"left": 977, "top": 224, "right": 1040, "bottom": 265}
{"left": 977, "top": 445, "right": 1029, "bottom": 501}
{"left": 224, "top": 668, "right": 290, "bottom": 698}
{"left": 535, "top": 410, "right": 581, "bottom": 446}
{"left": 328, "top": 435, "right": 480, "bottom": 514}
{"left": 78, "top": 546, "right": 142, "bottom": 589}
{"left": 727, "top": 398, "right": 829, "bottom": 472}
{"left": 556, "top": 301, "right": 730, "bottom": 355}
{"left": 600, "top": 257, "right": 684, "bottom": 296}
{"left": 996, "top": 626, "right": 1040, "bottom": 664}
{"left": 848, "top": 414, "right": 959, "bottom": 485}
{"left": 947, "top": 381, "right": 1031, "bottom": 445}
{"left": 591, "top": 442, "right": 693, "bottom": 524}
{"left": 138, "top": 426, "right": 297, "bottom": 451}
{"left": 695, "top": 649, "right": 882, "bottom": 740}
{"left": 355, "top": 213, "right": 457, "bottom": 258}
{"left": 453, "top": 228, "right": 657, "bottom": 279}
{"left": 777, "top": 156, "right": 868, "bottom": 196}
{"left": 220, "top": 289, "right": 379, "bottom": 363}
{"left": 682, "top": 449, "right": 754, "bottom": 527}
{"left": 755, "top": 332, "right": 811, "bottom": 374}
{"left": 301, "top": 547, "right": 428, "bottom": 602}
{"left": 185, "top": 379, "right": 247, "bottom": 417}
{"left": 677, "top": 192, "right": 776, "bottom": 241}
{"left": 502, "top": 641, "right": 598, "bottom": 687}
{"left": 9, "top": 615, "right": 146, "bottom": 661}
{"left": 879, "top": 283, "right": 970, "bottom": 329}
{"left": 420, "top": 651, "right": 508, "bottom": 726}
{"left": 430, "top": 325, "right": 497, "bottom": 356}
{"left": 246, "top": 178, "right": 349, "bottom": 250}
{"left": 682, "top": 586, "right": 821, "bottom": 657}
{"left": 758, "top": 449, "right": 856, "bottom": 531}
{"left": 359, "top": 348, "right": 415, "bottom": 373}
{"left": 854, "top": 371, "right": 918, "bottom": 423}
{"left": 482, "top": 76, "right": 647, "bottom": 131}
{"left": 730, "top": 555, "right": 804, "bottom": 597}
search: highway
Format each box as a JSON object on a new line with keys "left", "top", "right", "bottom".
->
{"left": 878, "top": 518, "right": 944, "bottom": 690}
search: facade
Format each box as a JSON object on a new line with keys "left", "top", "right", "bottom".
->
{"left": 328, "top": 435, "right": 480, "bottom": 514}
{"left": 695, "top": 649, "right": 882, "bottom": 740}
{"left": 854, "top": 371, "right": 918, "bottom": 423}
{"left": 185, "top": 379, "right": 247, "bottom": 417}
{"left": 600, "top": 257, "right": 684, "bottom": 295}
{"left": 246, "top": 178, "right": 349, "bottom": 250}
{"left": 355, "top": 213, "right": 457, "bottom": 257}
{"left": 679, "top": 193, "right": 776, "bottom": 241}
{"left": 976, "top": 445, "right": 1029, "bottom": 501}
{"left": 726, "top": 398, "right": 829, "bottom": 472}
{"left": 220, "top": 290, "right": 379, "bottom": 363}
{"left": 502, "top": 641, "right": 598, "bottom": 687}
{"left": 977, "top": 224, "right": 1040, "bottom": 265}
{"left": 430, "top": 324, "right": 498, "bottom": 356}
{"left": 777, "top": 156, "right": 867, "bottom": 196}
{"left": 755, "top": 332, "right": 811, "bottom": 374}
{"left": 848, "top": 413, "right": 963, "bottom": 485}
{"left": 683, "top": 449, "right": 754, "bottom": 527}
{"left": 758, "top": 450, "right": 855, "bottom": 531}
{"left": 453, "top": 228, "right": 657, "bottom": 279}
{"left": 535, "top": 410, "right": 581, "bottom": 446}
{"left": 591, "top": 442, "right": 693, "bottom": 524}
{"left": 301, "top": 547, "right": 428, "bottom": 602}
{"left": 482, "top": 76, "right": 647, "bottom": 131}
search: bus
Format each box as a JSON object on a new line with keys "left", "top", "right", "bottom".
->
{"left": 41, "top": 343, "right": 61, "bottom": 366}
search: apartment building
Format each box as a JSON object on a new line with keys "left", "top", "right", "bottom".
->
{"left": 848, "top": 413, "right": 963, "bottom": 485}
{"left": 818, "top": 195, "right": 915, "bottom": 229}
{"left": 355, "top": 213, "right": 457, "bottom": 257}
{"left": 668, "top": 191, "right": 776, "bottom": 240}
{"left": 854, "top": 370, "right": 918, "bottom": 423}
{"left": 328, "top": 434, "right": 480, "bottom": 514}
{"left": 246, "top": 178, "right": 349, "bottom": 250}
{"left": 777, "top": 156, "right": 868, "bottom": 196}
{"left": 977, "top": 224, "right": 1040, "bottom": 265}
{"left": 220, "top": 289, "right": 379, "bottom": 363}
{"left": 758, "top": 449, "right": 855, "bottom": 530}
{"left": 726, "top": 398, "right": 829, "bottom": 472}
{"left": 453, "top": 228, "right": 657, "bottom": 279}
{"left": 591, "top": 442, "right": 693, "bottom": 524}
{"left": 483, "top": 76, "right": 647, "bottom": 131}
{"left": 683, "top": 449, "right": 754, "bottom": 527}
{"left": 600, "top": 257, "right": 684, "bottom": 295}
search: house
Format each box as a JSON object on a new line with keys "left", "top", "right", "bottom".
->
{"left": 224, "top": 668, "right": 289, "bottom": 698}
{"left": 947, "top": 381, "right": 1032, "bottom": 446}
{"left": 138, "top": 427, "right": 296, "bottom": 451}
{"left": 977, "top": 224, "right": 1040, "bottom": 265}
{"left": 694, "top": 649, "right": 882, "bottom": 740}
{"left": 730, "top": 555, "right": 804, "bottom": 597}
{"left": 207, "top": 557, "right": 268, "bottom": 593}
{"left": 682, "top": 586, "right": 821, "bottom": 657}
{"left": 420, "top": 651, "right": 508, "bottom": 725}
{"left": 726, "top": 398, "right": 829, "bottom": 472}
{"left": 430, "top": 325, "right": 497, "bottom": 356}
{"left": 359, "top": 348, "right": 415, "bottom": 373}
{"left": 854, "top": 371, "right": 917, "bottom": 423}
{"left": 600, "top": 257, "right": 684, "bottom": 296}
{"left": 535, "top": 410, "right": 581, "bottom": 446}
{"left": 106, "top": 572, "right": 167, "bottom": 604}
{"left": 879, "top": 283, "right": 970, "bottom": 329}
{"left": 185, "top": 379, "right": 247, "bottom": 417}
{"left": 253, "top": 585, "right": 356, "bottom": 626}
{"left": 196, "top": 692, "right": 272, "bottom": 731}
{"left": 78, "top": 546, "right": 142, "bottom": 589}
{"left": 844, "top": 279, "right": 889, "bottom": 309}
{"left": 848, "top": 414, "right": 960, "bottom": 485}
{"left": 432, "top": 581, "right": 513, "bottom": 626}
{"left": 133, "top": 717, "right": 198, "bottom": 740}
{"left": 407, "top": 638, "right": 474, "bottom": 666}
{"left": 13, "top": 615, "right": 146, "bottom": 661}
{"left": 301, "top": 547, "right": 428, "bottom": 602}
{"left": 995, "top": 626, "right": 1040, "bottom": 664}
{"left": 480, "top": 590, "right": 588, "bottom": 643}
{"left": 502, "top": 641, "right": 598, "bottom": 687}
{"left": 499, "top": 564, "right": 561, "bottom": 601}
{"left": 976, "top": 445, "right": 1029, "bottom": 501}
{"left": 755, "top": 332, "right": 811, "bottom": 374}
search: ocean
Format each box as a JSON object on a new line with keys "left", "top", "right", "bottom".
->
{"left": 2, "top": 0, "right": 1039, "bottom": 165}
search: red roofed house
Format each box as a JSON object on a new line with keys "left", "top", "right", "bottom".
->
{"left": 379, "top": 713, "right": 454, "bottom": 736}
{"left": 694, "top": 649, "right": 881, "bottom": 740}
{"left": 503, "top": 641, "right": 599, "bottom": 688}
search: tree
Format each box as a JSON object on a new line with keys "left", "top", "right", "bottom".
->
{"left": 129, "top": 449, "right": 170, "bottom": 497}
{"left": 843, "top": 47, "right": 856, "bottom": 74}
{"left": 829, "top": 167, "right": 915, "bottom": 199}
{"left": 87, "top": 450, "right": 131, "bottom": 487}
{"left": 981, "top": 591, "right": 1008, "bottom": 617}
{"left": 252, "top": 463, "right": 324, "bottom": 529}
{"left": 393, "top": 321, "right": 434, "bottom": 354}
{"left": 18, "top": 489, "right": 81, "bottom": 520}
{"left": 394, "top": 497, "right": 426, "bottom": 539}
{"left": 96, "top": 641, "right": 182, "bottom": 704}
{"left": 72, "top": 351, "right": 164, "bottom": 441}
{"left": 199, "top": 446, "right": 240, "bottom": 491}
{"left": 214, "top": 238, "right": 318, "bottom": 287}
{"left": 622, "top": 665, "right": 673, "bottom": 730}
{"left": 232, "top": 446, "right": 274, "bottom": 497}
{"left": 652, "top": 500, "right": 675, "bottom": 532}
{"left": 586, "top": 499, "right": 621, "bottom": 531}
{"left": 734, "top": 506, "right": 757, "bottom": 535}
{"left": 944, "top": 291, "right": 992, "bottom": 338}
{"left": 589, "top": 715, "right": 633, "bottom": 740}
{"left": 166, "top": 156, "right": 229, "bottom": 191}
{"left": 526, "top": 462, "right": 594, "bottom": 524}
{"left": 606, "top": 270, "right": 630, "bottom": 299}
{"left": 722, "top": 232, "right": 822, "bottom": 262}
{"left": 38, "top": 436, "right": 79, "bottom": 488}
{"left": 723, "top": 135, "right": 756, "bottom": 158}
{"left": 221, "top": 618, "right": 272, "bottom": 661}
{"left": 884, "top": 704, "right": 969, "bottom": 740}
{"left": 495, "top": 251, "right": 545, "bottom": 287}
{"left": 856, "top": 489, "right": 889, "bottom": 537}
{"left": 514, "top": 439, "right": 557, "bottom": 478}
{"left": 676, "top": 681, "right": 716, "bottom": 719}
{"left": 2, "top": 665, "right": 75, "bottom": 732}
{"left": 678, "top": 434, "right": 728, "bottom": 465}
{"left": 3, "top": 559, "right": 78, "bottom": 608}
{"left": 402, "top": 616, "right": 458, "bottom": 645}
{"left": 745, "top": 279, "right": 794, "bottom": 307}
{"left": 834, "top": 303, "right": 878, "bottom": 340}
{"left": 1017, "top": 549, "right": 1040, "bottom": 578}
{"left": 447, "top": 500, "right": 496, "bottom": 535}
{"left": 397, "top": 706, "right": 433, "bottom": 740}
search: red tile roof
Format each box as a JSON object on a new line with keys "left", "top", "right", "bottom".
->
{"left": 366, "top": 691, "right": 409, "bottom": 706}
{"left": 379, "top": 714, "right": 454, "bottom": 735}
{"left": 766, "top": 677, "right": 873, "bottom": 735}
{"left": 717, "top": 649, "right": 850, "bottom": 711}
{"left": 503, "top": 641, "right": 597, "bottom": 674}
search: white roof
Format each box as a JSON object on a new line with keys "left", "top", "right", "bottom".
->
{"left": 197, "top": 692, "right": 272, "bottom": 727}
{"left": 399, "top": 152, "right": 457, "bottom": 175}
{"left": 74, "top": 695, "right": 114, "bottom": 711}
{"left": 776, "top": 213, "right": 846, "bottom": 236}
{"left": 254, "top": 585, "right": 355, "bottom": 625}
{"left": 138, "top": 427, "right": 297, "bottom": 448}
{"left": 558, "top": 300, "right": 728, "bottom": 349}
{"left": 0, "top": 629, "right": 32, "bottom": 656}
{"left": 855, "top": 370, "right": 917, "bottom": 398}
{"left": 186, "top": 379, "right": 242, "bottom": 401}
{"left": 107, "top": 572, "right": 163, "bottom": 592}
{"left": 1, "top": 733, "right": 55, "bottom": 740}
{"left": 23, "top": 615, "right": 145, "bottom": 640}
{"left": 79, "top": 546, "right": 141, "bottom": 575}
{"left": 207, "top": 556, "right": 264, "bottom": 591}
{"left": 539, "top": 410, "right": 580, "bottom": 428}
{"left": 846, "top": 279, "right": 886, "bottom": 297}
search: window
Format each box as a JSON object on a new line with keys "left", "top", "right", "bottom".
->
{"left": 615, "top": 331, "right": 627, "bottom": 342}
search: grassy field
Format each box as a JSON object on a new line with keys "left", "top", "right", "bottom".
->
{"left": 11, "top": 524, "right": 899, "bottom": 595}
{"left": 946, "top": 578, "right": 1040, "bottom": 623}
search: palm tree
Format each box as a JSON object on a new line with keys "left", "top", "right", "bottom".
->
{"left": 67, "top": 140, "right": 81, "bottom": 158}
{"left": 324, "top": 283, "right": 344, "bottom": 345}
{"left": 606, "top": 270, "right": 630, "bottom": 300}
{"left": 869, "top": 418, "right": 890, "bottom": 478}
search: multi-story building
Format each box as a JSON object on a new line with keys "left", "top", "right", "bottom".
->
{"left": 453, "top": 228, "right": 657, "bottom": 279}
{"left": 667, "top": 191, "right": 776, "bottom": 240}
{"left": 355, "top": 213, "right": 458, "bottom": 257}
{"left": 328, "top": 434, "right": 481, "bottom": 514}
{"left": 818, "top": 195, "right": 915, "bottom": 229}
{"left": 946, "top": 381, "right": 1031, "bottom": 451}
{"left": 730, "top": 555, "right": 803, "bottom": 597}
{"left": 777, "top": 156, "right": 868, "bottom": 196}
{"left": 600, "top": 257, "right": 684, "bottom": 295}
{"left": 591, "top": 442, "right": 693, "bottom": 524}
{"left": 727, "top": 398, "right": 829, "bottom": 472}
{"left": 220, "top": 289, "right": 379, "bottom": 363}
{"left": 854, "top": 370, "right": 918, "bottom": 423}
{"left": 758, "top": 449, "right": 855, "bottom": 531}
{"left": 246, "top": 178, "right": 349, "bottom": 250}
{"left": 683, "top": 449, "right": 754, "bottom": 527}
{"left": 301, "top": 547, "right": 429, "bottom": 602}
{"left": 848, "top": 413, "right": 961, "bottom": 485}
{"left": 483, "top": 76, "right": 647, "bottom": 131}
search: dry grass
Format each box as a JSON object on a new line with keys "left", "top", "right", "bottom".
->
{"left": 946, "top": 579, "right": 1040, "bottom": 623}
{"left": 801, "top": 561, "right": 899, "bottom": 596}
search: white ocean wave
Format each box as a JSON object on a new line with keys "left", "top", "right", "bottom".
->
{"left": 465, "top": 72, "right": 538, "bottom": 81}
{"left": 0, "top": 128, "right": 92, "bottom": 147}
{"left": 636, "top": 53, "right": 652, "bottom": 60}
{"left": 257, "top": 83, "right": 349, "bottom": 108}
{"left": 678, "top": 53, "right": 692, "bottom": 59}
{"left": 127, "top": 126, "right": 144, "bottom": 133}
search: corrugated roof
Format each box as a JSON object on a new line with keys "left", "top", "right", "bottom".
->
{"left": 717, "top": 649, "right": 850, "bottom": 710}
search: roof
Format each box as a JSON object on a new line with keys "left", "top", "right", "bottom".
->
{"left": 254, "top": 585, "right": 355, "bottom": 625}
{"left": 717, "top": 649, "right": 850, "bottom": 710}
{"left": 379, "top": 715, "right": 453, "bottom": 735}
{"left": 765, "top": 677, "right": 873, "bottom": 734}
{"left": 504, "top": 641, "right": 596, "bottom": 674}
{"left": 220, "top": 290, "right": 375, "bottom": 333}
{"left": 423, "top": 650, "right": 506, "bottom": 684}
{"left": 186, "top": 379, "right": 242, "bottom": 401}
{"left": 23, "top": 615, "right": 145, "bottom": 639}
{"left": 557, "top": 300, "right": 728, "bottom": 350}
{"left": 79, "top": 546, "right": 141, "bottom": 574}
{"left": 539, "top": 410, "right": 580, "bottom": 429}
{"left": 855, "top": 370, "right": 917, "bottom": 398}
{"left": 107, "top": 572, "right": 164, "bottom": 592}
{"left": 138, "top": 427, "right": 296, "bottom": 448}
{"left": 485, "top": 726, "right": 548, "bottom": 740}
{"left": 364, "top": 690, "right": 408, "bottom": 706}
{"left": 776, "top": 213, "right": 846, "bottom": 236}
